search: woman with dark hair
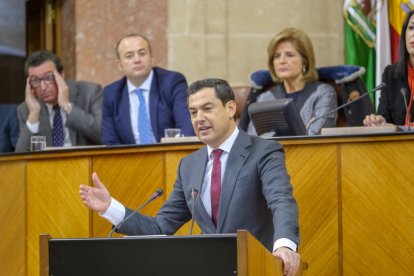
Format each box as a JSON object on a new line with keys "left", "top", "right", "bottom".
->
{"left": 246, "top": 28, "right": 337, "bottom": 135}
{"left": 364, "top": 10, "right": 414, "bottom": 126}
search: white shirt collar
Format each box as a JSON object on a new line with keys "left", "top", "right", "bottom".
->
{"left": 207, "top": 127, "right": 239, "bottom": 158}
{"left": 45, "top": 103, "right": 54, "bottom": 114}
{"left": 127, "top": 69, "right": 154, "bottom": 93}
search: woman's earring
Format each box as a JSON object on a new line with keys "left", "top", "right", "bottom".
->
{"left": 302, "top": 67, "right": 306, "bottom": 73}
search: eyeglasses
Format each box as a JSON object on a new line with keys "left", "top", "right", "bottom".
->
{"left": 30, "top": 73, "right": 55, "bottom": 88}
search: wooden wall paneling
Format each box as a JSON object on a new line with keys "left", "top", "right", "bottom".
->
{"left": 285, "top": 144, "right": 340, "bottom": 275}
{"left": 342, "top": 140, "right": 414, "bottom": 275}
{"left": 26, "top": 157, "right": 91, "bottom": 276}
{"left": 0, "top": 161, "right": 26, "bottom": 276}
{"left": 91, "top": 152, "right": 165, "bottom": 237}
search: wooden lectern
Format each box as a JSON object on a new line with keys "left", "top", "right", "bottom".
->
{"left": 40, "top": 230, "right": 305, "bottom": 276}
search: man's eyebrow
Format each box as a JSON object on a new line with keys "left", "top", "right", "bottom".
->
{"left": 189, "top": 102, "right": 214, "bottom": 109}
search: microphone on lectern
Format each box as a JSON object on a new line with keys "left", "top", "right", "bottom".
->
{"left": 189, "top": 188, "right": 199, "bottom": 235}
{"left": 306, "top": 82, "right": 386, "bottom": 134}
{"left": 400, "top": 88, "right": 412, "bottom": 131}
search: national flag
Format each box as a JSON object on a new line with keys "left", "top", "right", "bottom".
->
{"left": 388, "top": 0, "right": 408, "bottom": 63}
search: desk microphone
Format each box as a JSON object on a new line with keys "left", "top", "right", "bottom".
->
{"left": 189, "top": 188, "right": 198, "bottom": 235}
{"left": 400, "top": 88, "right": 412, "bottom": 131}
{"left": 306, "top": 82, "right": 386, "bottom": 134}
{"left": 108, "top": 188, "right": 164, "bottom": 237}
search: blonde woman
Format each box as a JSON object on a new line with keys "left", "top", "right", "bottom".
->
{"left": 247, "top": 28, "right": 337, "bottom": 135}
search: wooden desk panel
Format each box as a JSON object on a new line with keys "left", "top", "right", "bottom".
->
{"left": 165, "top": 149, "right": 201, "bottom": 235}
{"left": 27, "top": 157, "right": 91, "bottom": 276}
{"left": 342, "top": 140, "right": 414, "bottom": 275}
{"left": 0, "top": 133, "right": 413, "bottom": 276}
{"left": 285, "top": 143, "right": 339, "bottom": 275}
{"left": 0, "top": 161, "right": 26, "bottom": 276}
{"left": 91, "top": 152, "right": 166, "bottom": 238}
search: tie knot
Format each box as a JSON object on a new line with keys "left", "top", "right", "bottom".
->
{"left": 212, "top": 149, "right": 223, "bottom": 160}
{"left": 53, "top": 105, "right": 60, "bottom": 111}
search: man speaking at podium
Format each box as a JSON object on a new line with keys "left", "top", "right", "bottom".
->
{"left": 80, "top": 78, "right": 300, "bottom": 276}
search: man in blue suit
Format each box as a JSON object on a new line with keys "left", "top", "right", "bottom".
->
{"left": 81, "top": 79, "right": 301, "bottom": 276}
{"left": 102, "top": 34, "right": 194, "bottom": 145}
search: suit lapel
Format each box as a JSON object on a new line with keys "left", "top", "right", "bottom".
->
{"left": 190, "top": 148, "right": 217, "bottom": 232}
{"left": 119, "top": 84, "right": 135, "bottom": 143}
{"left": 149, "top": 70, "right": 160, "bottom": 140}
{"left": 217, "top": 131, "right": 251, "bottom": 232}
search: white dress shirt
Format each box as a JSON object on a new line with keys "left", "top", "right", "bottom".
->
{"left": 26, "top": 103, "right": 72, "bottom": 147}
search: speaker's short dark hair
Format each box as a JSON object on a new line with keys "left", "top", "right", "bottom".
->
{"left": 187, "top": 78, "right": 235, "bottom": 106}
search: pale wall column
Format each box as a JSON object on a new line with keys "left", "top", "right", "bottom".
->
{"left": 169, "top": 0, "right": 344, "bottom": 85}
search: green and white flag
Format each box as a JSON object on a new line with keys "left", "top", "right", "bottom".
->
{"left": 343, "top": 0, "right": 376, "bottom": 103}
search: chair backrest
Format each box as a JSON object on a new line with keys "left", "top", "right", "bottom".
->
{"left": 232, "top": 86, "right": 251, "bottom": 120}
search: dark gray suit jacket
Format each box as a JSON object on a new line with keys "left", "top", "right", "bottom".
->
{"left": 15, "top": 80, "right": 103, "bottom": 152}
{"left": 118, "top": 130, "right": 300, "bottom": 251}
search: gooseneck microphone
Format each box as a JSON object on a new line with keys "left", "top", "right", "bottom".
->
{"left": 108, "top": 188, "right": 164, "bottom": 237}
{"left": 306, "top": 82, "right": 386, "bottom": 134}
{"left": 400, "top": 88, "right": 412, "bottom": 131}
{"left": 188, "top": 188, "right": 199, "bottom": 235}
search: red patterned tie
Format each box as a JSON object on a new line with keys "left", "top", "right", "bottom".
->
{"left": 211, "top": 149, "right": 223, "bottom": 226}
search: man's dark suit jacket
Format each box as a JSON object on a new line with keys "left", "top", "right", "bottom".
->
{"left": 117, "top": 130, "right": 300, "bottom": 251}
{"left": 0, "top": 104, "right": 19, "bottom": 152}
{"left": 15, "top": 80, "right": 102, "bottom": 152}
{"left": 378, "top": 64, "right": 414, "bottom": 125}
{"left": 101, "top": 67, "right": 194, "bottom": 145}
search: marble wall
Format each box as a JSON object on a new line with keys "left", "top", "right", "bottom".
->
{"left": 61, "top": 0, "right": 343, "bottom": 87}
{"left": 61, "top": 0, "right": 168, "bottom": 85}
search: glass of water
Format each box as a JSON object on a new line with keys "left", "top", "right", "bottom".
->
{"left": 30, "top": 136, "right": 46, "bottom": 151}
{"left": 164, "top": 128, "right": 182, "bottom": 138}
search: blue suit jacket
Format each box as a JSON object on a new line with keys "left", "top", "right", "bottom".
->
{"left": 0, "top": 104, "right": 19, "bottom": 152}
{"left": 102, "top": 67, "right": 194, "bottom": 145}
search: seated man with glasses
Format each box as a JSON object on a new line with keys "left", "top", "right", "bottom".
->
{"left": 15, "top": 50, "right": 103, "bottom": 152}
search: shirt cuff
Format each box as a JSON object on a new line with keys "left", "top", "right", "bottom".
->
{"left": 100, "top": 197, "right": 126, "bottom": 226}
{"left": 273, "top": 238, "right": 297, "bottom": 252}
{"left": 26, "top": 120, "right": 39, "bottom": 133}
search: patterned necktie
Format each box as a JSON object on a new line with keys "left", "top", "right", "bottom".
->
{"left": 52, "top": 105, "right": 64, "bottom": 146}
{"left": 136, "top": 88, "right": 154, "bottom": 144}
{"left": 211, "top": 149, "right": 223, "bottom": 226}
